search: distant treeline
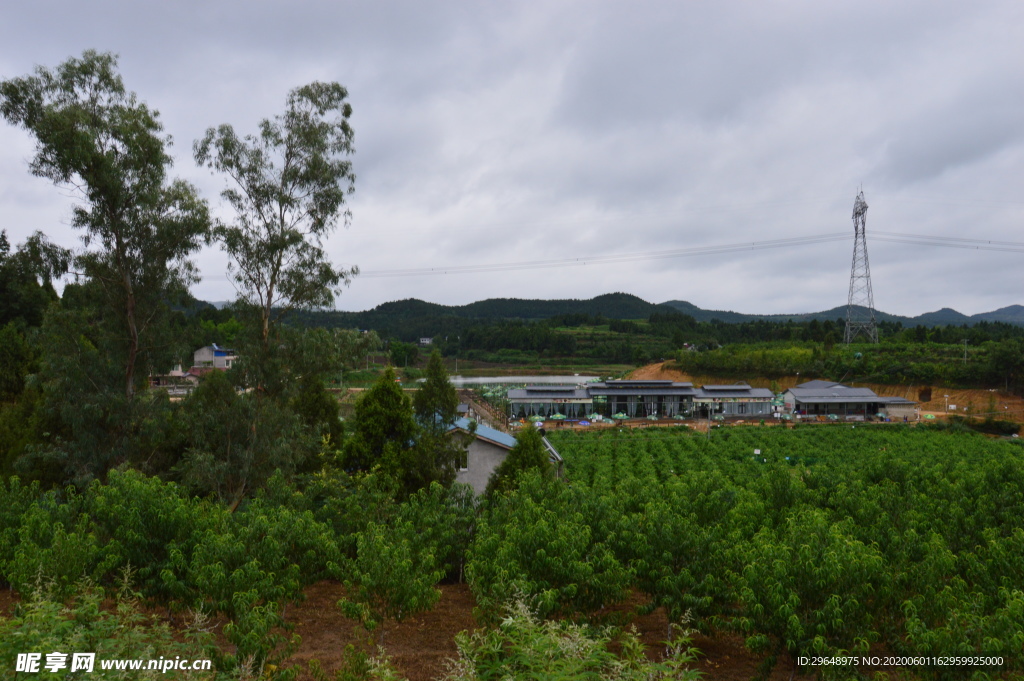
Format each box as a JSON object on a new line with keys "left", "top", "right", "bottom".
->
{"left": 286, "top": 298, "right": 1024, "bottom": 382}
{"left": 676, "top": 337, "right": 1024, "bottom": 393}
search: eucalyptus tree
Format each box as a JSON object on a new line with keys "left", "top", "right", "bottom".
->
{"left": 194, "top": 81, "right": 357, "bottom": 355}
{"left": 0, "top": 51, "right": 211, "bottom": 401}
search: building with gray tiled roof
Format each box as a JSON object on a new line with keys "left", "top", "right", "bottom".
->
{"left": 784, "top": 381, "right": 917, "bottom": 421}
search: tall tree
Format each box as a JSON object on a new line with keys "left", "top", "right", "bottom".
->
{"left": 0, "top": 51, "right": 210, "bottom": 400}
{"left": 411, "top": 349, "right": 466, "bottom": 491}
{"left": 343, "top": 366, "right": 419, "bottom": 485}
{"left": 413, "top": 349, "right": 459, "bottom": 435}
{"left": 193, "top": 82, "right": 357, "bottom": 353}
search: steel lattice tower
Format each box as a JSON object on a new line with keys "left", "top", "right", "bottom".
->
{"left": 844, "top": 190, "right": 879, "bottom": 343}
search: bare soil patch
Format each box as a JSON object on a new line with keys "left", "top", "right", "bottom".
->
{"left": 284, "top": 583, "right": 817, "bottom": 680}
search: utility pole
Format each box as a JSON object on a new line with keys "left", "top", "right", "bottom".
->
{"left": 963, "top": 339, "right": 968, "bottom": 365}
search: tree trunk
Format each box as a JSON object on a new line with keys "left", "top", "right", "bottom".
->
{"left": 124, "top": 282, "right": 139, "bottom": 401}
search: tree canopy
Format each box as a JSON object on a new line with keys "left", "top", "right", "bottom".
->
{"left": 0, "top": 50, "right": 210, "bottom": 400}
{"left": 486, "top": 425, "right": 553, "bottom": 497}
{"left": 194, "top": 81, "right": 357, "bottom": 351}
{"left": 414, "top": 350, "right": 459, "bottom": 435}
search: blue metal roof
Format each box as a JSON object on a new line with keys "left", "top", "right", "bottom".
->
{"left": 451, "top": 417, "right": 517, "bottom": 449}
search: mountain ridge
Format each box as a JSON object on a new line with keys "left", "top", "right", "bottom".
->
{"left": 658, "top": 300, "right": 1024, "bottom": 327}
{"left": 309, "top": 293, "right": 1024, "bottom": 327}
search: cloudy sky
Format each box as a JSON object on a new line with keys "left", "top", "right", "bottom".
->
{"left": 2, "top": 1, "right": 1022, "bottom": 317}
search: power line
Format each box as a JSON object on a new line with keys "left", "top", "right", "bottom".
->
{"left": 190, "top": 229, "right": 1024, "bottom": 283}
{"left": 359, "top": 228, "right": 1024, "bottom": 279}
{"left": 872, "top": 232, "right": 1024, "bottom": 253}
{"left": 360, "top": 233, "right": 851, "bottom": 278}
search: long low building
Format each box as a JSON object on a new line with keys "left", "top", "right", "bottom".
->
{"left": 507, "top": 378, "right": 915, "bottom": 422}
{"left": 510, "top": 379, "right": 704, "bottom": 419}
{"left": 784, "top": 380, "right": 917, "bottom": 421}
{"left": 507, "top": 385, "right": 593, "bottom": 418}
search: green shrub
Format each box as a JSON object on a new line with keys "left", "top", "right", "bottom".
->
{"left": 440, "top": 596, "right": 701, "bottom": 681}
{"left": 467, "top": 472, "right": 631, "bottom": 621}
{"left": 0, "top": 572, "right": 221, "bottom": 680}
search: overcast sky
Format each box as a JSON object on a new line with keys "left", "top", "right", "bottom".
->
{"left": 2, "top": 1, "right": 1022, "bottom": 317}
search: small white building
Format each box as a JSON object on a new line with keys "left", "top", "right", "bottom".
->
{"left": 449, "top": 418, "right": 562, "bottom": 495}
{"left": 193, "top": 344, "right": 237, "bottom": 370}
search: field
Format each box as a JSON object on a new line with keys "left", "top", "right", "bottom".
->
{"left": 535, "top": 425, "right": 1024, "bottom": 679}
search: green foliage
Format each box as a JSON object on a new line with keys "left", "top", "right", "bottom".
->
{"left": 194, "top": 81, "right": 356, "bottom": 349}
{"left": 0, "top": 477, "right": 40, "bottom": 573}
{"left": 676, "top": 337, "right": 1024, "bottom": 392}
{"left": 0, "top": 487, "right": 117, "bottom": 600}
{"left": 397, "top": 482, "right": 477, "bottom": 582}
{"left": 14, "top": 297, "right": 185, "bottom": 485}
{"left": 1, "top": 50, "right": 210, "bottom": 401}
{"left": 484, "top": 424, "right": 552, "bottom": 497}
{"left": 737, "top": 509, "right": 886, "bottom": 678}
{"left": 413, "top": 350, "right": 458, "bottom": 435}
{"left": 388, "top": 341, "right": 419, "bottom": 368}
{"left": 300, "top": 470, "right": 398, "bottom": 559}
{"left": 545, "top": 426, "right": 1024, "bottom": 676}
{"left": 0, "top": 230, "right": 61, "bottom": 330}
{"left": 614, "top": 474, "right": 744, "bottom": 629}
{"left": 0, "top": 323, "right": 33, "bottom": 403}
{"left": 338, "top": 519, "right": 442, "bottom": 641}
{"left": 291, "top": 375, "right": 345, "bottom": 454}
{"left": 343, "top": 367, "right": 422, "bottom": 496}
{"left": 440, "top": 596, "right": 701, "bottom": 681}
{"left": 178, "top": 369, "right": 315, "bottom": 505}
{"left": 190, "top": 497, "right": 339, "bottom": 618}
{"left": 468, "top": 472, "right": 631, "bottom": 621}
{"left": 187, "top": 496, "right": 339, "bottom": 674}
{"left": 0, "top": 390, "right": 44, "bottom": 477}
{"left": 0, "top": 573, "right": 219, "bottom": 680}
{"left": 84, "top": 469, "right": 216, "bottom": 604}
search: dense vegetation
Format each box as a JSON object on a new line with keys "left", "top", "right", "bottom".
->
{"left": 294, "top": 299, "right": 1024, "bottom": 386}
{"left": 528, "top": 425, "right": 1024, "bottom": 679}
{"left": 8, "top": 423, "right": 1021, "bottom": 679}
{"left": 675, "top": 335, "right": 1024, "bottom": 392}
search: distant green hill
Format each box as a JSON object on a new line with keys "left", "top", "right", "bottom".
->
{"left": 973, "top": 305, "right": 1024, "bottom": 325}
{"left": 912, "top": 308, "right": 973, "bottom": 326}
{"left": 279, "top": 295, "right": 1024, "bottom": 338}
{"left": 285, "top": 292, "right": 676, "bottom": 340}
{"left": 366, "top": 292, "right": 668, "bottom": 320}
{"left": 660, "top": 300, "right": 1024, "bottom": 327}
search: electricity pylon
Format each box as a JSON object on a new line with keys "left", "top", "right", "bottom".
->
{"left": 844, "top": 190, "right": 879, "bottom": 343}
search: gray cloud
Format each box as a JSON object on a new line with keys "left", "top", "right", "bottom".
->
{"left": 1, "top": 0, "right": 1022, "bottom": 318}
